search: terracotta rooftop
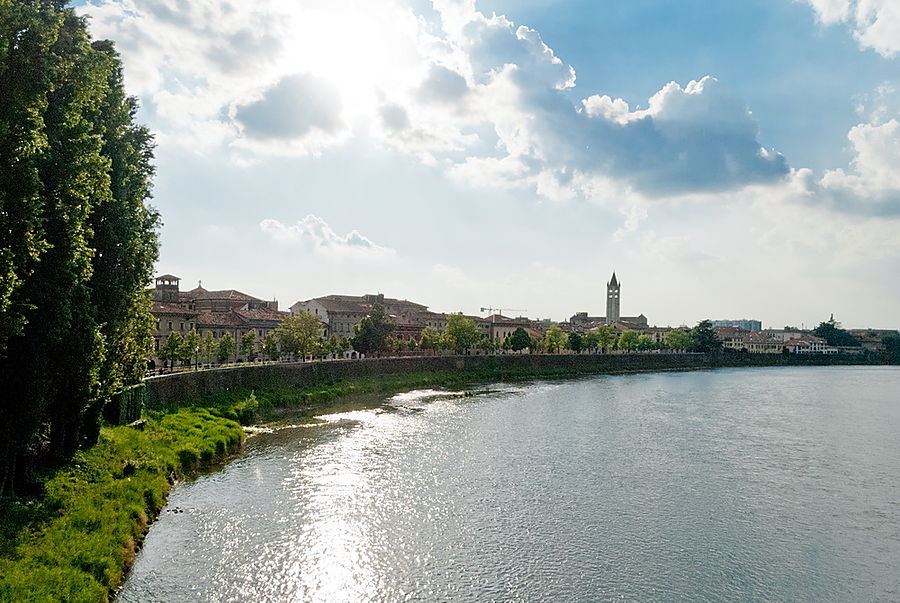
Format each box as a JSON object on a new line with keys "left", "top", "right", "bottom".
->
{"left": 193, "top": 312, "right": 246, "bottom": 327}
{"left": 303, "top": 294, "right": 429, "bottom": 314}
{"left": 181, "top": 289, "right": 261, "bottom": 302}
{"left": 151, "top": 301, "right": 197, "bottom": 316}
{"left": 235, "top": 308, "right": 289, "bottom": 322}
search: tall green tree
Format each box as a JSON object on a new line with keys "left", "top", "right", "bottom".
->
{"left": 509, "top": 327, "right": 531, "bottom": 352}
{"left": 159, "top": 332, "right": 183, "bottom": 369}
{"left": 664, "top": 329, "right": 693, "bottom": 351}
{"left": 617, "top": 330, "right": 640, "bottom": 351}
{"left": 201, "top": 332, "right": 216, "bottom": 365}
{"left": 351, "top": 304, "right": 394, "bottom": 356}
{"left": 476, "top": 336, "right": 496, "bottom": 354}
{"left": 543, "top": 325, "right": 567, "bottom": 353}
{"left": 240, "top": 331, "right": 256, "bottom": 361}
{"left": 689, "top": 320, "right": 721, "bottom": 353}
{"left": 637, "top": 334, "right": 656, "bottom": 351}
{"left": 444, "top": 313, "right": 481, "bottom": 354}
{"left": 419, "top": 325, "right": 443, "bottom": 355}
{"left": 180, "top": 330, "right": 201, "bottom": 368}
{"left": 813, "top": 315, "right": 860, "bottom": 347}
{"left": 0, "top": 2, "right": 158, "bottom": 492}
{"left": 593, "top": 325, "right": 616, "bottom": 353}
{"left": 567, "top": 332, "right": 583, "bottom": 353}
{"left": 260, "top": 331, "right": 279, "bottom": 361}
{"left": 278, "top": 311, "right": 323, "bottom": 359}
{"left": 217, "top": 332, "right": 235, "bottom": 364}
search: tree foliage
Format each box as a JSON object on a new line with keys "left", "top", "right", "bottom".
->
{"left": 689, "top": 320, "right": 721, "bottom": 353}
{"left": 813, "top": 316, "right": 860, "bottom": 347}
{"left": 567, "top": 332, "right": 583, "bottom": 353}
{"left": 637, "top": 334, "right": 656, "bottom": 350}
{"left": 509, "top": 327, "right": 531, "bottom": 352}
{"left": 664, "top": 329, "right": 692, "bottom": 351}
{"left": 883, "top": 336, "right": 900, "bottom": 364}
{"left": 180, "top": 330, "right": 200, "bottom": 367}
{"left": 617, "top": 330, "right": 640, "bottom": 351}
{"left": 586, "top": 325, "right": 615, "bottom": 352}
{"left": 239, "top": 331, "right": 256, "bottom": 361}
{"left": 444, "top": 313, "right": 481, "bottom": 354}
{"left": 201, "top": 332, "right": 216, "bottom": 365}
{"left": 350, "top": 304, "right": 394, "bottom": 356}
{"left": 278, "top": 311, "right": 323, "bottom": 359}
{"left": 543, "top": 325, "right": 567, "bottom": 353}
{"left": 418, "top": 325, "right": 444, "bottom": 354}
{"left": 159, "top": 332, "right": 182, "bottom": 368}
{"left": 0, "top": 1, "right": 159, "bottom": 493}
{"left": 217, "top": 332, "right": 235, "bottom": 364}
{"left": 261, "top": 332, "right": 279, "bottom": 361}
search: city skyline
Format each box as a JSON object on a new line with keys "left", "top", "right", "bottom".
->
{"left": 75, "top": 0, "right": 900, "bottom": 329}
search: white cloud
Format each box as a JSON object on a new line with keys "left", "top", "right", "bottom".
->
{"left": 803, "top": 0, "right": 900, "bottom": 57}
{"left": 259, "top": 215, "right": 395, "bottom": 260}
{"left": 789, "top": 82, "right": 900, "bottom": 215}
{"left": 80, "top": 0, "right": 791, "bottom": 204}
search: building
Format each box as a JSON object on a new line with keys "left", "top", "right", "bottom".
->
{"left": 150, "top": 275, "right": 288, "bottom": 365}
{"left": 761, "top": 328, "right": 806, "bottom": 342}
{"left": 711, "top": 319, "right": 762, "bottom": 332}
{"left": 569, "top": 272, "right": 649, "bottom": 331}
{"left": 783, "top": 336, "right": 838, "bottom": 354}
{"left": 606, "top": 272, "right": 620, "bottom": 324}
{"left": 483, "top": 315, "right": 532, "bottom": 343}
{"left": 847, "top": 329, "right": 900, "bottom": 352}
{"left": 290, "top": 293, "right": 441, "bottom": 342}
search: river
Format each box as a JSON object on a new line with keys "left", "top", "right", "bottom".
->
{"left": 119, "top": 366, "right": 900, "bottom": 602}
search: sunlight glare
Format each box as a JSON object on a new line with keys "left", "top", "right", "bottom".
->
{"left": 280, "top": 4, "right": 422, "bottom": 121}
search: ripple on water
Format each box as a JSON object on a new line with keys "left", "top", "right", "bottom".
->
{"left": 119, "top": 367, "right": 900, "bottom": 602}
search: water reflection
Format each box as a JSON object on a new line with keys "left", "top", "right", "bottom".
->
{"left": 119, "top": 368, "right": 900, "bottom": 602}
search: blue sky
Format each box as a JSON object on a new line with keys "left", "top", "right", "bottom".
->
{"left": 77, "top": 0, "right": 900, "bottom": 328}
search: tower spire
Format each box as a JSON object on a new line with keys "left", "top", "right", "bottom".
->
{"left": 606, "top": 271, "right": 621, "bottom": 325}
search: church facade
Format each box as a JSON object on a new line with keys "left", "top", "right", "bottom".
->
{"left": 569, "top": 272, "right": 649, "bottom": 331}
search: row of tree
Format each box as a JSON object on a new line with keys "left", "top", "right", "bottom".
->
{"left": 326, "top": 306, "right": 721, "bottom": 357}
{"left": 156, "top": 324, "right": 354, "bottom": 369}
{"left": 158, "top": 309, "right": 723, "bottom": 370}
{"left": 1, "top": 2, "right": 159, "bottom": 494}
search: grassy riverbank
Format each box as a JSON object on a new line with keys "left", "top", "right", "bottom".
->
{"left": 0, "top": 409, "right": 243, "bottom": 602}
{"left": 157, "top": 366, "right": 610, "bottom": 426}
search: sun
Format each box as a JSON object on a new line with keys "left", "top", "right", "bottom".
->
{"left": 277, "top": 3, "right": 424, "bottom": 121}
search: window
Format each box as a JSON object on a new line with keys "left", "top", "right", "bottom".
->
{"left": 168, "top": 321, "right": 172, "bottom": 330}
{"left": 180, "top": 322, "right": 184, "bottom": 331}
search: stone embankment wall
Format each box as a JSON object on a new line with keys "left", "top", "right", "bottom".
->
{"left": 143, "top": 352, "right": 867, "bottom": 409}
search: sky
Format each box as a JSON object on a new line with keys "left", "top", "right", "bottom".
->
{"left": 74, "top": 0, "right": 900, "bottom": 329}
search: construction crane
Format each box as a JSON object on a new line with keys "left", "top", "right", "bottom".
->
{"left": 480, "top": 306, "right": 527, "bottom": 321}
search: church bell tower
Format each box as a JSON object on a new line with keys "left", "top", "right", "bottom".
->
{"left": 606, "top": 272, "right": 620, "bottom": 325}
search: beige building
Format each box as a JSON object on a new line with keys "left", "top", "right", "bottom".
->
{"left": 150, "top": 275, "right": 288, "bottom": 365}
{"left": 290, "top": 293, "right": 441, "bottom": 342}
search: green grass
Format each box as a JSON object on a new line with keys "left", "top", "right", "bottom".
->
{"left": 155, "top": 365, "right": 615, "bottom": 427}
{"left": 0, "top": 409, "right": 243, "bottom": 602}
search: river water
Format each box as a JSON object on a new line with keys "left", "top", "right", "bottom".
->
{"left": 119, "top": 366, "right": 900, "bottom": 602}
